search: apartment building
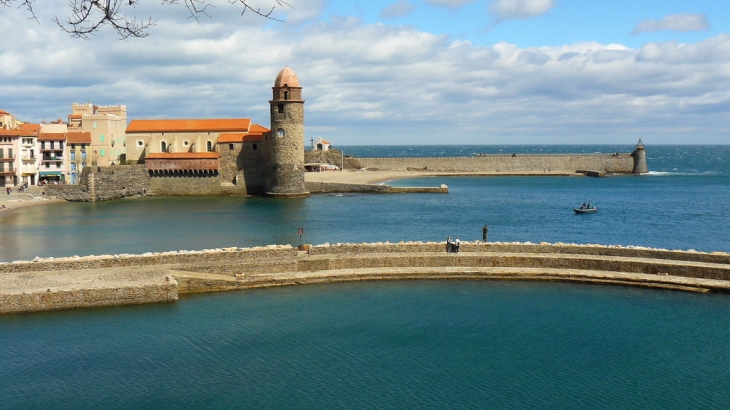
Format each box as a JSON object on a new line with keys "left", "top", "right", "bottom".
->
{"left": 68, "top": 103, "right": 127, "bottom": 166}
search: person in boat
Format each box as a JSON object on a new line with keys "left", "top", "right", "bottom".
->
{"left": 587, "top": 203, "right": 591, "bottom": 209}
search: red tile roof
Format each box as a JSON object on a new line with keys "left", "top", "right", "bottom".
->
{"left": 38, "top": 133, "right": 67, "bottom": 141}
{"left": 68, "top": 114, "right": 82, "bottom": 119}
{"left": 0, "top": 129, "right": 36, "bottom": 137}
{"left": 217, "top": 133, "right": 266, "bottom": 143}
{"left": 146, "top": 152, "right": 220, "bottom": 159}
{"left": 19, "top": 124, "right": 41, "bottom": 132}
{"left": 126, "top": 119, "right": 252, "bottom": 133}
{"left": 0, "top": 109, "right": 9, "bottom": 115}
{"left": 66, "top": 132, "right": 92, "bottom": 144}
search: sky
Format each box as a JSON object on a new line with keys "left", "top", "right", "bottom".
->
{"left": 1, "top": 0, "right": 729, "bottom": 145}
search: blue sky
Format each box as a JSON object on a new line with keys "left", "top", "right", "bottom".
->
{"left": 1, "top": 0, "right": 729, "bottom": 144}
{"left": 321, "top": 0, "right": 727, "bottom": 48}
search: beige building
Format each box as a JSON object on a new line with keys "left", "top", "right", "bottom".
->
{"left": 125, "top": 119, "right": 260, "bottom": 162}
{"left": 68, "top": 103, "right": 127, "bottom": 166}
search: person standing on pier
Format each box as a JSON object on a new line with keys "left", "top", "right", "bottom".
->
{"left": 483, "top": 225, "right": 488, "bottom": 242}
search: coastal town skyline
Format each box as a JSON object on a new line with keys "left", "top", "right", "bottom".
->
{"left": 2, "top": 0, "right": 729, "bottom": 145}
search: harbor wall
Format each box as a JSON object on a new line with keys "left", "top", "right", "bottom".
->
{"left": 2, "top": 242, "right": 730, "bottom": 314}
{"left": 358, "top": 154, "right": 635, "bottom": 174}
{"left": 0, "top": 283, "right": 177, "bottom": 314}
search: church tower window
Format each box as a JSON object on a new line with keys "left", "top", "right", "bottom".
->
{"left": 284, "top": 91, "right": 289, "bottom": 100}
{"left": 277, "top": 129, "right": 285, "bottom": 137}
{"left": 278, "top": 104, "right": 284, "bottom": 113}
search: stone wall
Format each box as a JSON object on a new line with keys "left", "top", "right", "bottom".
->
{"left": 307, "top": 242, "right": 730, "bottom": 264}
{"left": 358, "top": 155, "right": 635, "bottom": 174}
{"left": 0, "top": 246, "right": 298, "bottom": 273}
{"left": 43, "top": 165, "right": 150, "bottom": 201}
{"left": 0, "top": 283, "right": 177, "bottom": 314}
{"left": 3, "top": 242, "right": 730, "bottom": 314}
{"left": 218, "top": 142, "right": 265, "bottom": 195}
{"left": 148, "top": 174, "right": 226, "bottom": 196}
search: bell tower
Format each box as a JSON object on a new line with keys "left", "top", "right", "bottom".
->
{"left": 264, "top": 66, "right": 309, "bottom": 197}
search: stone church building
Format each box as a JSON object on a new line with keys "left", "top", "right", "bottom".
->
{"left": 125, "top": 67, "right": 309, "bottom": 198}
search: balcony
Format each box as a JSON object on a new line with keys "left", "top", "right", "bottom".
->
{"left": 22, "top": 156, "right": 36, "bottom": 162}
{"left": 0, "top": 156, "right": 15, "bottom": 162}
{"left": 42, "top": 156, "right": 63, "bottom": 162}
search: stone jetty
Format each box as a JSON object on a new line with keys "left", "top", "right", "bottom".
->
{"left": 2, "top": 241, "right": 730, "bottom": 314}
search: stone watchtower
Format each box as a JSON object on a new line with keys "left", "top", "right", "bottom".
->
{"left": 264, "top": 67, "right": 309, "bottom": 197}
{"left": 631, "top": 139, "right": 648, "bottom": 174}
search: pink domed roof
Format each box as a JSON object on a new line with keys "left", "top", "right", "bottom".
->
{"left": 274, "top": 67, "right": 300, "bottom": 88}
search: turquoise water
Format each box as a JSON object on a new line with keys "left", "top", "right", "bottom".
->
{"left": 1, "top": 145, "right": 729, "bottom": 409}
{"left": 2, "top": 281, "right": 730, "bottom": 409}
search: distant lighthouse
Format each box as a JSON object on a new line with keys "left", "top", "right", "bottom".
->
{"left": 631, "top": 139, "right": 648, "bottom": 174}
{"left": 264, "top": 67, "right": 310, "bottom": 197}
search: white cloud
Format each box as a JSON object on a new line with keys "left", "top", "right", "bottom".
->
{"left": 488, "top": 0, "right": 555, "bottom": 21}
{"left": 2, "top": 6, "right": 730, "bottom": 144}
{"left": 422, "top": 0, "right": 476, "bottom": 8}
{"left": 380, "top": 1, "right": 418, "bottom": 19}
{"left": 631, "top": 13, "right": 710, "bottom": 35}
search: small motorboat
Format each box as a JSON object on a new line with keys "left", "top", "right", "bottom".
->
{"left": 574, "top": 205, "right": 597, "bottom": 214}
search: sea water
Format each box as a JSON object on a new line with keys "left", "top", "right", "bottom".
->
{"left": 0, "top": 145, "right": 727, "bottom": 261}
{"left": 1, "top": 145, "right": 729, "bottom": 409}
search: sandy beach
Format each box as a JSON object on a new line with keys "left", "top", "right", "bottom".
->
{"left": 0, "top": 197, "right": 65, "bottom": 217}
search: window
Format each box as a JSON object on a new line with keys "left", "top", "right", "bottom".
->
{"left": 70, "top": 152, "right": 76, "bottom": 161}
{"left": 45, "top": 162, "right": 50, "bottom": 169}
{"left": 71, "top": 144, "right": 76, "bottom": 149}
{"left": 137, "top": 140, "right": 143, "bottom": 147}
{"left": 229, "top": 144, "right": 234, "bottom": 150}
{"left": 278, "top": 104, "right": 284, "bottom": 113}
{"left": 41, "top": 141, "right": 45, "bottom": 150}
{"left": 253, "top": 144, "right": 257, "bottom": 150}
{"left": 183, "top": 140, "right": 189, "bottom": 146}
{"left": 8, "top": 148, "right": 12, "bottom": 158}
{"left": 277, "top": 128, "right": 285, "bottom": 137}
{"left": 99, "top": 134, "right": 105, "bottom": 142}
{"left": 206, "top": 141, "right": 212, "bottom": 152}
{"left": 93, "top": 122, "right": 97, "bottom": 129}
{"left": 0, "top": 148, "right": 3, "bottom": 158}
{"left": 56, "top": 162, "right": 61, "bottom": 169}
{"left": 71, "top": 163, "right": 77, "bottom": 171}
{"left": 100, "top": 149, "right": 105, "bottom": 157}
{"left": 59, "top": 142, "right": 64, "bottom": 150}
{"left": 284, "top": 91, "right": 289, "bottom": 100}
{"left": 161, "top": 141, "right": 167, "bottom": 152}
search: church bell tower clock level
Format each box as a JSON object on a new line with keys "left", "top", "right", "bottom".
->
{"left": 265, "top": 66, "right": 309, "bottom": 197}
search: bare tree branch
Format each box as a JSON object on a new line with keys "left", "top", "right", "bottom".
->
{"left": 2, "top": 0, "right": 293, "bottom": 39}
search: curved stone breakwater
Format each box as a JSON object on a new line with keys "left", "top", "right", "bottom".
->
{"left": 2, "top": 242, "right": 730, "bottom": 314}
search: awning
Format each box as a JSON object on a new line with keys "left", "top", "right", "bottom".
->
{"left": 40, "top": 171, "right": 63, "bottom": 176}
